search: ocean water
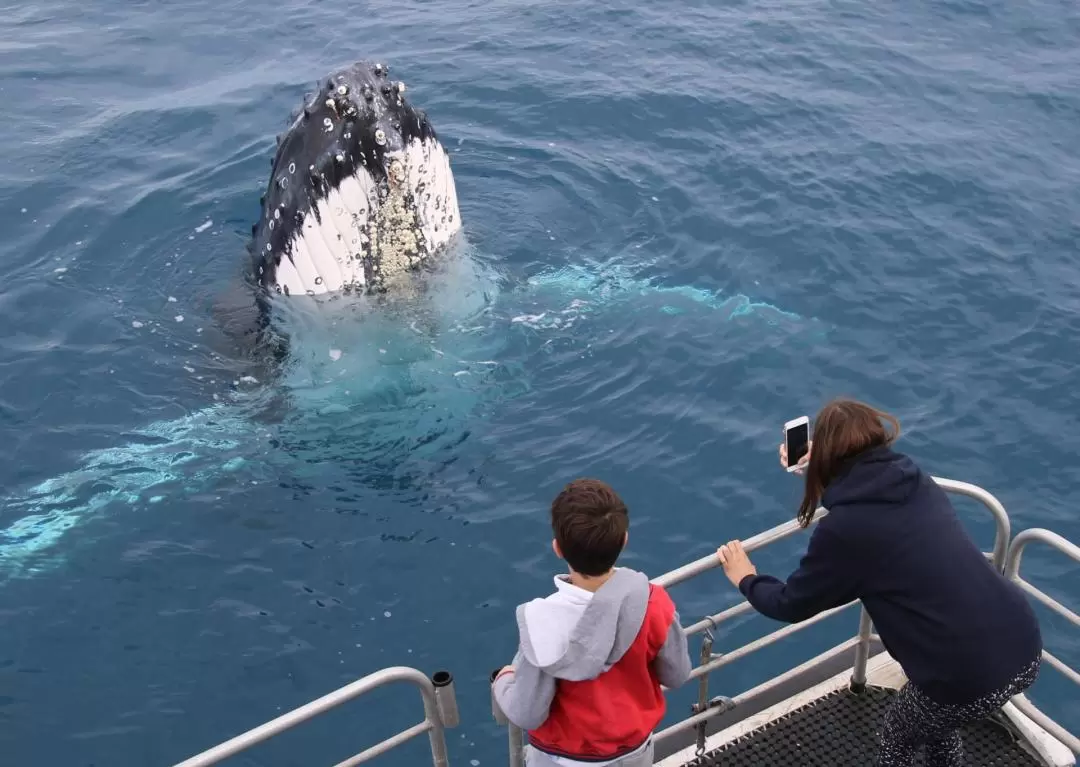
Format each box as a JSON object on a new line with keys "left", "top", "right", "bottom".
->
{"left": 1, "top": 0, "right": 1078, "bottom": 765}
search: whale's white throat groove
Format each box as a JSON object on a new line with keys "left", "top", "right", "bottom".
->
{"left": 272, "top": 137, "right": 459, "bottom": 296}
{"left": 251, "top": 60, "right": 463, "bottom": 298}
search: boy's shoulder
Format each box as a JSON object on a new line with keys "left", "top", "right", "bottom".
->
{"left": 513, "top": 568, "right": 674, "bottom": 632}
{"left": 511, "top": 567, "right": 679, "bottom": 676}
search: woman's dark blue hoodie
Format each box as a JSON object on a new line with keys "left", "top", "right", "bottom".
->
{"left": 739, "top": 445, "right": 1042, "bottom": 704}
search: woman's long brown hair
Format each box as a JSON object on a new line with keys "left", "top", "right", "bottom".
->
{"left": 797, "top": 398, "right": 901, "bottom": 527}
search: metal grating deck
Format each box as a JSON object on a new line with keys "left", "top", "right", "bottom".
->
{"left": 685, "top": 685, "right": 1046, "bottom": 766}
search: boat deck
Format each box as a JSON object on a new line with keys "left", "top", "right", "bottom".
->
{"left": 688, "top": 685, "right": 1042, "bottom": 766}
{"left": 656, "top": 645, "right": 1071, "bottom": 767}
{"left": 169, "top": 478, "right": 1079, "bottom": 767}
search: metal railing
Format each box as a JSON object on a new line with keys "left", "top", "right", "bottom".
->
{"left": 171, "top": 476, "right": 1078, "bottom": 767}
{"left": 172, "top": 666, "right": 459, "bottom": 767}
{"left": 1003, "top": 527, "right": 1080, "bottom": 756}
{"left": 491, "top": 474, "right": 1016, "bottom": 766}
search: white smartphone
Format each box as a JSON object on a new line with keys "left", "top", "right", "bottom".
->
{"left": 783, "top": 416, "right": 810, "bottom": 472}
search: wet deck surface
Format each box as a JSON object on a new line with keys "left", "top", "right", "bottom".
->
{"left": 688, "top": 685, "right": 1045, "bottom": 766}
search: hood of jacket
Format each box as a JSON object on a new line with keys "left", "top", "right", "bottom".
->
{"left": 514, "top": 567, "right": 651, "bottom": 681}
{"left": 822, "top": 445, "right": 922, "bottom": 509}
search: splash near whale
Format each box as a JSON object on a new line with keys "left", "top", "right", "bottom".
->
{"left": 251, "top": 59, "right": 461, "bottom": 298}
{"left": 0, "top": 59, "right": 820, "bottom": 582}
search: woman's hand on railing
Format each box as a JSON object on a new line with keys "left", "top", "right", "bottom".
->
{"left": 717, "top": 540, "right": 758, "bottom": 588}
{"left": 779, "top": 440, "right": 812, "bottom": 475}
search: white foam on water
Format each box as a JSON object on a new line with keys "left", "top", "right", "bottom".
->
{"left": 0, "top": 245, "right": 818, "bottom": 582}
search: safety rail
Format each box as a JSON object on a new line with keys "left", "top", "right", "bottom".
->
{"left": 172, "top": 666, "right": 459, "bottom": 767}
{"left": 170, "top": 476, "right": 1078, "bottom": 767}
{"left": 1003, "top": 527, "right": 1080, "bottom": 756}
{"left": 490, "top": 475, "right": 1015, "bottom": 766}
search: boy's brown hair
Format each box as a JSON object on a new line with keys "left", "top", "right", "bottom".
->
{"left": 550, "top": 478, "right": 629, "bottom": 576}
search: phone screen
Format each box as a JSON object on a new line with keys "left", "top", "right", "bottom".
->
{"left": 786, "top": 422, "right": 809, "bottom": 467}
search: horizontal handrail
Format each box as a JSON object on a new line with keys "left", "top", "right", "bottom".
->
{"left": 161, "top": 477, "right": 1079, "bottom": 767}
{"left": 931, "top": 477, "right": 1011, "bottom": 570}
{"left": 172, "top": 666, "right": 456, "bottom": 767}
{"left": 653, "top": 635, "right": 866, "bottom": 742}
{"left": 1003, "top": 527, "right": 1080, "bottom": 755}
{"left": 651, "top": 474, "right": 1012, "bottom": 593}
{"left": 687, "top": 598, "right": 859, "bottom": 682}
{"left": 650, "top": 509, "right": 828, "bottom": 589}
{"left": 1041, "top": 650, "right": 1080, "bottom": 687}
{"left": 492, "top": 476, "right": 1054, "bottom": 764}
{"left": 1005, "top": 528, "right": 1080, "bottom": 627}
{"left": 1005, "top": 528, "right": 1080, "bottom": 576}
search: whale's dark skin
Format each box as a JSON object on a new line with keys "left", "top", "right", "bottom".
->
{"left": 249, "top": 59, "right": 455, "bottom": 299}
{"left": 216, "top": 59, "right": 462, "bottom": 377}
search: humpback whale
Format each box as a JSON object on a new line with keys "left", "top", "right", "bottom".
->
{"left": 249, "top": 59, "right": 461, "bottom": 299}
{"left": 0, "top": 59, "right": 817, "bottom": 583}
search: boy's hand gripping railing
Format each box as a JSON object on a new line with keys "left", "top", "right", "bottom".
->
{"left": 1003, "top": 527, "right": 1080, "bottom": 756}
{"left": 172, "top": 667, "right": 460, "bottom": 767}
{"left": 490, "top": 669, "right": 526, "bottom": 767}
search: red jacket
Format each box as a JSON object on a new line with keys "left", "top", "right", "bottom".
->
{"left": 527, "top": 584, "right": 679, "bottom": 761}
{"left": 493, "top": 569, "right": 692, "bottom": 762}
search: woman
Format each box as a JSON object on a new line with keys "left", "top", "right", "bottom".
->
{"left": 716, "top": 397, "right": 1042, "bottom": 767}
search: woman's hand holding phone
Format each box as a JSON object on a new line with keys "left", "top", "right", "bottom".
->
{"left": 779, "top": 439, "right": 812, "bottom": 474}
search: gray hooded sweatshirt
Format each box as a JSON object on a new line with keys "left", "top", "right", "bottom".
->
{"left": 492, "top": 567, "right": 692, "bottom": 758}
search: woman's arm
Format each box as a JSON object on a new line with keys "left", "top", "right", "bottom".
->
{"left": 720, "top": 524, "right": 861, "bottom": 624}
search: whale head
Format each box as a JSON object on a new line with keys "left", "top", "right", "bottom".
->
{"left": 250, "top": 60, "right": 462, "bottom": 299}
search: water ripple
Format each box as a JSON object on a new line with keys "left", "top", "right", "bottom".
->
{"left": 1, "top": 0, "right": 1079, "bottom": 763}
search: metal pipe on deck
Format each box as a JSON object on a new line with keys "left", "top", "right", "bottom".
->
{"left": 431, "top": 670, "right": 459, "bottom": 729}
{"left": 490, "top": 668, "right": 525, "bottom": 767}
{"left": 508, "top": 722, "right": 526, "bottom": 767}
{"left": 849, "top": 607, "right": 873, "bottom": 694}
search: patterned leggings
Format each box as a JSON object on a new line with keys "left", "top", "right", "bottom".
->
{"left": 877, "top": 655, "right": 1041, "bottom": 767}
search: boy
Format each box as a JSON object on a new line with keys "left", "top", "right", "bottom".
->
{"left": 492, "top": 478, "right": 693, "bottom": 767}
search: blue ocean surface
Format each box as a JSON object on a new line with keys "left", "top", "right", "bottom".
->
{"left": 1, "top": 0, "right": 1078, "bottom": 765}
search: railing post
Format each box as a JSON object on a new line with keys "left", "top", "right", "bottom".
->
{"left": 692, "top": 627, "right": 715, "bottom": 756}
{"left": 432, "top": 671, "right": 460, "bottom": 729}
{"left": 1000, "top": 527, "right": 1080, "bottom": 755}
{"left": 508, "top": 722, "right": 525, "bottom": 767}
{"left": 849, "top": 606, "right": 873, "bottom": 695}
{"left": 930, "top": 477, "right": 1011, "bottom": 571}
{"left": 490, "top": 670, "right": 508, "bottom": 727}
{"left": 491, "top": 668, "right": 525, "bottom": 767}
{"left": 420, "top": 676, "right": 450, "bottom": 767}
